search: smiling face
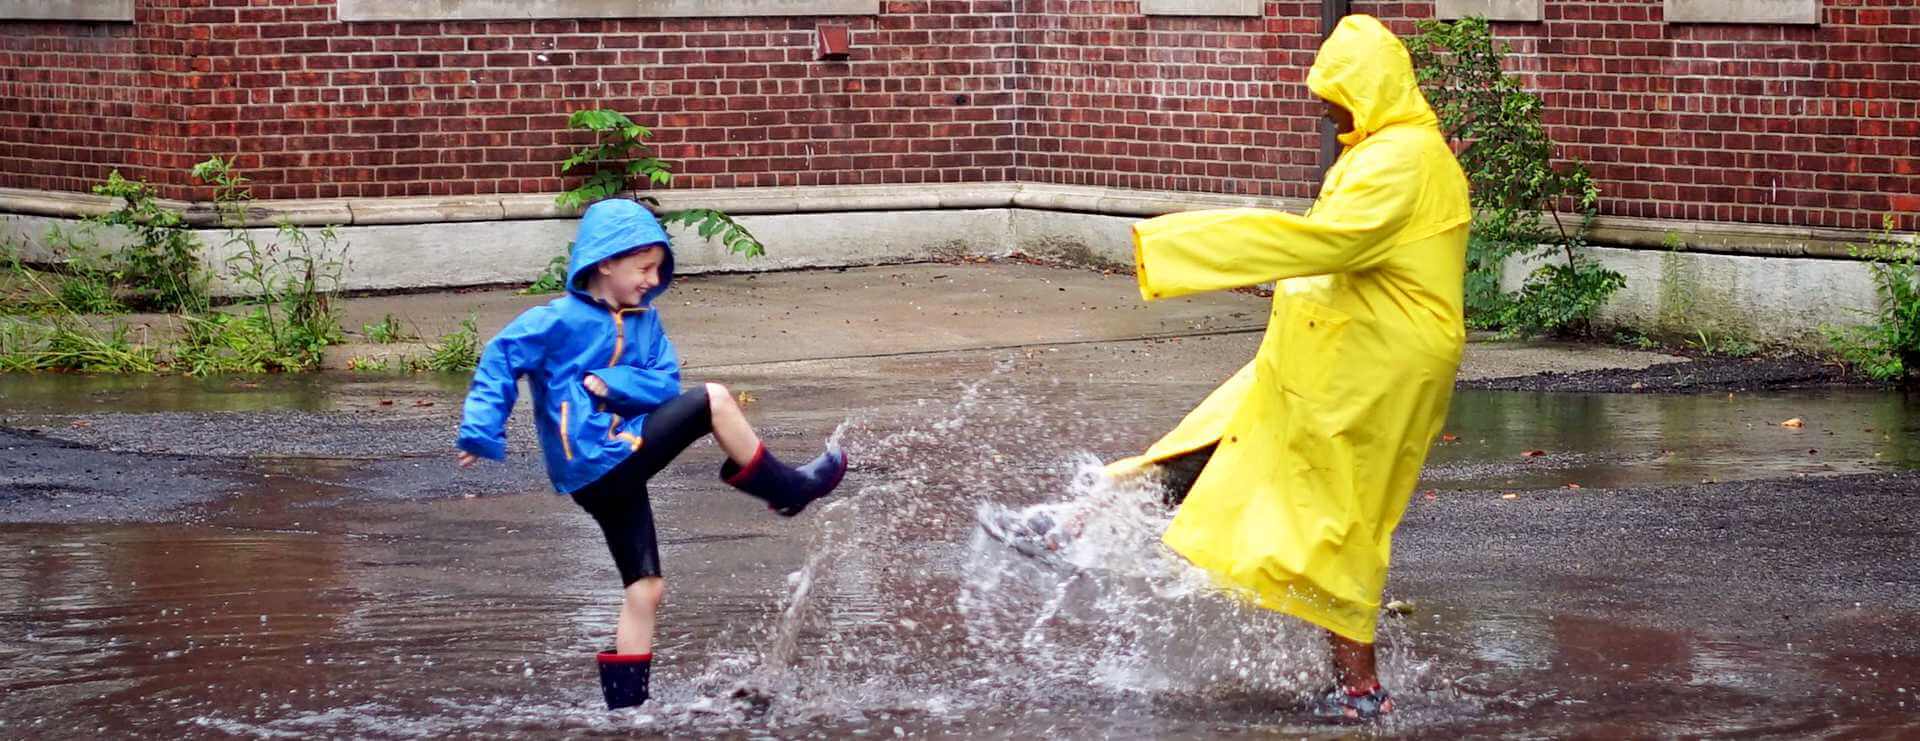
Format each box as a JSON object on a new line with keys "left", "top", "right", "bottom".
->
{"left": 591, "top": 246, "right": 665, "bottom": 308}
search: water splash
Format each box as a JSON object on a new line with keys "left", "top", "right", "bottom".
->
{"left": 698, "top": 363, "right": 1437, "bottom": 730}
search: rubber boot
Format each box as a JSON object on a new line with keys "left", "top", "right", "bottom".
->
{"left": 596, "top": 650, "right": 652, "bottom": 710}
{"left": 721, "top": 442, "right": 847, "bottom": 516}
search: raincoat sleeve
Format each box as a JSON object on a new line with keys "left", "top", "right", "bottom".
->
{"left": 456, "top": 309, "right": 553, "bottom": 461}
{"left": 1131, "top": 146, "right": 1418, "bottom": 300}
{"left": 588, "top": 327, "right": 682, "bottom": 417}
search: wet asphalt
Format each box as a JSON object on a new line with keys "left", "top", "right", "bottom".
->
{"left": 1, "top": 263, "right": 1916, "bottom": 738}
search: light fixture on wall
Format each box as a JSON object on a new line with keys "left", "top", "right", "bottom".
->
{"left": 815, "top": 23, "right": 851, "bottom": 60}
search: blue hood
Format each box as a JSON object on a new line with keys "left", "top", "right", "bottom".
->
{"left": 568, "top": 199, "right": 675, "bottom": 306}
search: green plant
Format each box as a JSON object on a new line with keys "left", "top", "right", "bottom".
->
{"left": 90, "top": 171, "right": 213, "bottom": 313}
{"left": 557, "top": 109, "right": 674, "bottom": 210}
{"left": 56, "top": 275, "right": 121, "bottom": 315}
{"left": 1825, "top": 217, "right": 1920, "bottom": 383}
{"left": 0, "top": 316, "right": 157, "bottom": 373}
{"left": 530, "top": 110, "right": 765, "bottom": 292}
{"left": 1408, "top": 17, "right": 1621, "bottom": 337}
{"left": 521, "top": 242, "right": 572, "bottom": 295}
{"left": 189, "top": 156, "right": 346, "bottom": 373}
{"left": 345, "top": 355, "right": 392, "bottom": 372}
{"left": 362, "top": 313, "right": 413, "bottom": 344}
{"left": 409, "top": 316, "right": 481, "bottom": 373}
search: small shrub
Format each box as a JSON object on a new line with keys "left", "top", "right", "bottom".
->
{"left": 1825, "top": 217, "right": 1920, "bottom": 383}
{"left": 345, "top": 355, "right": 391, "bottom": 372}
{"left": 1408, "top": 18, "right": 1622, "bottom": 336}
{"left": 526, "top": 110, "right": 765, "bottom": 293}
{"left": 91, "top": 171, "right": 212, "bottom": 313}
{"left": 0, "top": 317, "right": 157, "bottom": 373}
{"left": 521, "top": 244, "right": 572, "bottom": 295}
{"left": 409, "top": 316, "right": 480, "bottom": 373}
{"left": 362, "top": 313, "right": 413, "bottom": 344}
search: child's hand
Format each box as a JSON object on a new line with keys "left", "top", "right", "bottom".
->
{"left": 456, "top": 451, "right": 478, "bottom": 468}
{"left": 583, "top": 374, "right": 609, "bottom": 398}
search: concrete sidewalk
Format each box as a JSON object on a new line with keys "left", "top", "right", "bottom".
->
{"left": 330, "top": 260, "right": 1684, "bottom": 381}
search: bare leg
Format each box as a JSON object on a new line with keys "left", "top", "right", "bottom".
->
{"left": 704, "top": 383, "right": 762, "bottom": 465}
{"left": 1328, "top": 631, "right": 1387, "bottom": 697}
{"left": 614, "top": 577, "right": 665, "bottom": 655}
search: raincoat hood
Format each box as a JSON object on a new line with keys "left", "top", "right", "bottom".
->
{"left": 567, "top": 199, "right": 675, "bottom": 307}
{"left": 1307, "top": 14, "right": 1439, "bottom": 148}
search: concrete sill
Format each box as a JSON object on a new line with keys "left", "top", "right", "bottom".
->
{"left": 337, "top": 0, "right": 879, "bottom": 21}
{"left": 0, "top": 0, "right": 134, "bottom": 22}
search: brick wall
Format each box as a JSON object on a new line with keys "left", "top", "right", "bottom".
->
{"left": 0, "top": 3, "right": 194, "bottom": 196}
{"left": 2, "top": 0, "right": 1915, "bottom": 231}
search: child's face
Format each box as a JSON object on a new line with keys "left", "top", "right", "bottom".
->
{"left": 594, "top": 246, "right": 665, "bottom": 307}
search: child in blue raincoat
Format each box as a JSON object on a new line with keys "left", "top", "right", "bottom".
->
{"left": 454, "top": 199, "right": 848, "bottom": 710}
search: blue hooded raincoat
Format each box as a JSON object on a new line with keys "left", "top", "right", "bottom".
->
{"left": 456, "top": 199, "right": 683, "bottom": 493}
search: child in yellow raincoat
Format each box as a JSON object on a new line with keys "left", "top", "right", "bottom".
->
{"left": 983, "top": 14, "right": 1469, "bottom": 721}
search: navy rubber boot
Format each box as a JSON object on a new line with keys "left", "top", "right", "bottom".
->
{"left": 721, "top": 443, "right": 847, "bottom": 517}
{"left": 596, "top": 651, "right": 652, "bottom": 710}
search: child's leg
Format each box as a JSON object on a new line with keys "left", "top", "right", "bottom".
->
{"left": 616, "top": 577, "right": 665, "bottom": 654}
{"left": 572, "top": 476, "right": 666, "bottom": 649}
{"left": 703, "top": 382, "right": 761, "bottom": 465}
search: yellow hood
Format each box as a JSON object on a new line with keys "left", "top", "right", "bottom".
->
{"left": 1307, "top": 15, "right": 1439, "bottom": 148}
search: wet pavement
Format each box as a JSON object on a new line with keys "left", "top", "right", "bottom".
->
{"left": 2, "top": 263, "right": 1917, "bottom": 738}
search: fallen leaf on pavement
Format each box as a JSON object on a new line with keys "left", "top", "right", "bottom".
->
{"left": 1440, "top": 433, "right": 1459, "bottom": 443}
{"left": 737, "top": 391, "right": 757, "bottom": 406}
{"left": 1522, "top": 449, "right": 1547, "bottom": 458}
{"left": 413, "top": 400, "right": 434, "bottom": 407}
{"left": 379, "top": 400, "right": 395, "bottom": 406}
{"left": 1781, "top": 418, "right": 1804, "bottom": 428}
{"left": 1384, "top": 600, "right": 1415, "bottom": 616}
{"left": 1565, "top": 483, "right": 1582, "bottom": 489}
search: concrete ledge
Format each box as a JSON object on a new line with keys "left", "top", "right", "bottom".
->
{"left": 1435, "top": 0, "right": 1545, "bottom": 22}
{"left": 1664, "top": 0, "right": 1819, "bottom": 25}
{"left": 0, "top": 0, "right": 133, "bottom": 22}
{"left": 3, "top": 184, "right": 1900, "bottom": 262}
{"left": 337, "top": 0, "right": 879, "bottom": 21}
{"left": 1140, "top": 0, "right": 1263, "bottom": 17}
{"left": 0, "top": 184, "right": 1312, "bottom": 228}
{"left": 1503, "top": 245, "right": 1878, "bottom": 348}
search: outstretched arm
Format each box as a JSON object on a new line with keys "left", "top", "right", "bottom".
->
{"left": 1132, "top": 149, "right": 1417, "bottom": 300}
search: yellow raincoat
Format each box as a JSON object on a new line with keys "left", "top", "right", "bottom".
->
{"left": 1106, "top": 15, "right": 1471, "bottom": 643}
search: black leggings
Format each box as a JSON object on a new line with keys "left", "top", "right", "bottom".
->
{"left": 570, "top": 386, "right": 714, "bottom": 586}
{"left": 1159, "top": 443, "right": 1217, "bottom": 508}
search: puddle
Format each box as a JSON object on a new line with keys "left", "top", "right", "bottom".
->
{"left": 1, "top": 366, "right": 1917, "bottom": 736}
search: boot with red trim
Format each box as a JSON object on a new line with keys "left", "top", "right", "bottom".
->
{"left": 721, "top": 443, "right": 847, "bottom": 517}
{"left": 596, "top": 650, "right": 652, "bottom": 710}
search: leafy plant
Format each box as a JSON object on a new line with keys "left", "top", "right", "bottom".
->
{"left": 409, "top": 316, "right": 481, "bottom": 373}
{"left": 90, "top": 171, "right": 213, "bottom": 313}
{"left": 521, "top": 242, "right": 572, "bottom": 295}
{"left": 1408, "top": 17, "right": 1622, "bottom": 337}
{"left": 345, "top": 355, "right": 391, "bottom": 372}
{"left": 557, "top": 110, "right": 673, "bottom": 210}
{"left": 362, "top": 313, "right": 413, "bottom": 344}
{"left": 1825, "top": 217, "right": 1920, "bottom": 383}
{"left": 0, "top": 316, "right": 157, "bottom": 373}
{"left": 527, "top": 110, "right": 766, "bottom": 293}
{"left": 189, "top": 157, "right": 347, "bottom": 373}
